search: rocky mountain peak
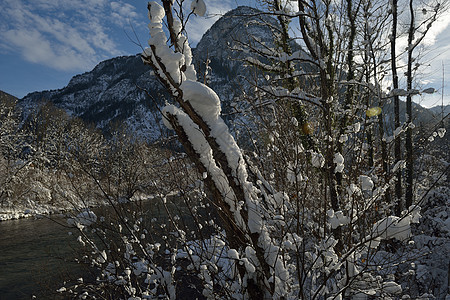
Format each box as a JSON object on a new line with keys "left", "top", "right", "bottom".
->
{"left": 195, "top": 6, "right": 278, "bottom": 64}
{"left": 0, "top": 90, "right": 18, "bottom": 103}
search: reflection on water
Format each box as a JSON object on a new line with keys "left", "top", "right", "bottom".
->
{"left": 0, "top": 215, "right": 80, "bottom": 299}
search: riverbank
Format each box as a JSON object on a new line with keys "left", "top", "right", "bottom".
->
{"left": 0, "top": 192, "right": 161, "bottom": 222}
{"left": 0, "top": 200, "right": 69, "bottom": 222}
{"left": 0, "top": 194, "right": 170, "bottom": 298}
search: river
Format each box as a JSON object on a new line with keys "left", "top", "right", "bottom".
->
{"left": 0, "top": 215, "right": 83, "bottom": 299}
{"left": 0, "top": 199, "right": 179, "bottom": 299}
{"left": 0, "top": 195, "right": 201, "bottom": 299}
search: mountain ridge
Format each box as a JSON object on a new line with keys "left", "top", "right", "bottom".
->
{"left": 0, "top": 90, "right": 18, "bottom": 103}
{"left": 15, "top": 6, "right": 447, "bottom": 140}
{"left": 18, "top": 6, "right": 282, "bottom": 139}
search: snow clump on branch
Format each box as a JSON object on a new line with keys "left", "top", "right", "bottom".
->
{"left": 191, "top": 0, "right": 206, "bottom": 16}
{"left": 143, "top": 2, "right": 196, "bottom": 86}
{"left": 142, "top": 2, "right": 294, "bottom": 296}
{"left": 180, "top": 80, "right": 221, "bottom": 120}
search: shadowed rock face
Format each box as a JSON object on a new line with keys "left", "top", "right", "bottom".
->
{"left": 0, "top": 90, "right": 18, "bottom": 103}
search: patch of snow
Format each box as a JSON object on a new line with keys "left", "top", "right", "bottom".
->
{"left": 359, "top": 175, "right": 374, "bottom": 191}
{"left": 311, "top": 151, "right": 325, "bottom": 168}
{"left": 68, "top": 210, "right": 97, "bottom": 227}
{"left": 382, "top": 281, "right": 402, "bottom": 294}
{"left": 180, "top": 80, "right": 221, "bottom": 120}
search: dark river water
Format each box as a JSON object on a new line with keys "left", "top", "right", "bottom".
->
{"left": 0, "top": 198, "right": 196, "bottom": 299}
{"left": 0, "top": 199, "right": 177, "bottom": 299}
{"left": 0, "top": 215, "right": 82, "bottom": 299}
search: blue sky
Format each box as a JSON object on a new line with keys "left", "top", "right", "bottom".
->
{"left": 0, "top": 0, "right": 254, "bottom": 98}
{"left": 0, "top": 0, "right": 449, "bottom": 108}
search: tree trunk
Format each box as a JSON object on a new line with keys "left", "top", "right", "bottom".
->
{"left": 405, "top": 0, "right": 415, "bottom": 209}
{"left": 391, "top": 0, "right": 403, "bottom": 215}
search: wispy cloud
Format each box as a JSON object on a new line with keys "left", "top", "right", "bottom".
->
{"left": 0, "top": 0, "right": 246, "bottom": 70}
{"left": 110, "top": 1, "right": 140, "bottom": 27}
{"left": 0, "top": 0, "right": 141, "bottom": 71}
{"left": 2, "top": 28, "right": 96, "bottom": 70}
{"left": 417, "top": 8, "right": 450, "bottom": 103}
{"left": 421, "top": 2, "right": 450, "bottom": 46}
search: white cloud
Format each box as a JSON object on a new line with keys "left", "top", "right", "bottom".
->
{"left": 418, "top": 6, "right": 450, "bottom": 107}
{"left": 2, "top": 29, "right": 96, "bottom": 70}
{"left": 110, "top": 1, "right": 140, "bottom": 27}
{"left": 424, "top": 11, "right": 450, "bottom": 45}
{"left": 0, "top": 0, "right": 249, "bottom": 71}
{"left": 386, "top": 0, "right": 450, "bottom": 108}
{"left": 0, "top": 0, "right": 141, "bottom": 71}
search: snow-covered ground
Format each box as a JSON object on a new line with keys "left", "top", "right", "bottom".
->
{"left": 0, "top": 199, "right": 69, "bottom": 221}
{"left": 0, "top": 191, "right": 159, "bottom": 222}
{"left": 410, "top": 186, "right": 450, "bottom": 298}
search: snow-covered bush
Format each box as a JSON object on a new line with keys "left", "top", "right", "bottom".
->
{"left": 140, "top": 1, "right": 432, "bottom": 299}
{"left": 58, "top": 1, "right": 449, "bottom": 299}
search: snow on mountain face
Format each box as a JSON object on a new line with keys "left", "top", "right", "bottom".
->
{"left": 194, "top": 6, "right": 279, "bottom": 69}
{"left": 193, "top": 6, "right": 281, "bottom": 108}
{"left": 20, "top": 55, "right": 166, "bottom": 139}
{"left": 19, "top": 6, "right": 280, "bottom": 140}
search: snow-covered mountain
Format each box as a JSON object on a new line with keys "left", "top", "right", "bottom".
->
{"left": 20, "top": 54, "right": 164, "bottom": 139}
{"left": 19, "top": 6, "right": 280, "bottom": 140}
{"left": 18, "top": 6, "right": 445, "bottom": 141}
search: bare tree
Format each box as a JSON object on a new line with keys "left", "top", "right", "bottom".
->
{"left": 54, "top": 1, "right": 448, "bottom": 299}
